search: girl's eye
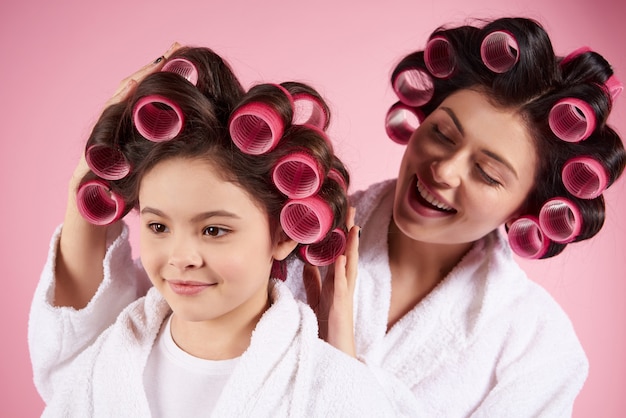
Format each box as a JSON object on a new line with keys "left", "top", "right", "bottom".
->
{"left": 203, "top": 226, "right": 228, "bottom": 237}
{"left": 475, "top": 164, "right": 502, "bottom": 187}
{"left": 148, "top": 223, "right": 168, "bottom": 233}
{"left": 432, "top": 124, "right": 454, "bottom": 144}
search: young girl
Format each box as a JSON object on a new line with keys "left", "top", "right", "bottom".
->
{"left": 290, "top": 17, "right": 626, "bottom": 416}
{"left": 28, "top": 46, "right": 412, "bottom": 416}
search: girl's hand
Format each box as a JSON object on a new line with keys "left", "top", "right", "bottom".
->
{"left": 304, "top": 207, "right": 360, "bottom": 358}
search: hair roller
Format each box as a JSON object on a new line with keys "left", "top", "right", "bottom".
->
{"left": 280, "top": 196, "right": 333, "bottom": 244}
{"left": 76, "top": 179, "right": 126, "bottom": 226}
{"left": 559, "top": 46, "right": 592, "bottom": 68}
{"left": 292, "top": 93, "right": 329, "bottom": 130}
{"left": 392, "top": 67, "right": 435, "bottom": 107}
{"left": 605, "top": 75, "right": 623, "bottom": 102}
{"left": 507, "top": 216, "right": 550, "bottom": 259}
{"left": 561, "top": 156, "right": 608, "bottom": 199}
{"left": 385, "top": 102, "right": 424, "bottom": 145}
{"left": 480, "top": 30, "right": 519, "bottom": 73}
{"left": 539, "top": 197, "right": 582, "bottom": 243}
{"left": 133, "top": 95, "right": 185, "bottom": 142}
{"left": 327, "top": 168, "right": 348, "bottom": 192}
{"left": 548, "top": 98, "right": 596, "bottom": 142}
{"left": 85, "top": 144, "right": 131, "bottom": 180}
{"left": 161, "top": 58, "right": 199, "bottom": 86}
{"left": 272, "top": 152, "right": 323, "bottom": 199}
{"left": 298, "top": 228, "right": 347, "bottom": 266}
{"left": 424, "top": 35, "right": 456, "bottom": 78}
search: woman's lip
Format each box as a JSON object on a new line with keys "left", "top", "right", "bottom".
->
{"left": 407, "top": 175, "right": 456, "bottom": 218}
{"left": 167, "top": 280, "right": 215, "bottom": 296}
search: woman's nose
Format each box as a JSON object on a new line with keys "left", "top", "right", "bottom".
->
{"left": 430, "top": 153, "right": 463, "bottom": 188}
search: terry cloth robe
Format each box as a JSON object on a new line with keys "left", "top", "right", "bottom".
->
{"left": 286, "top": 179, "right": 589, "bottom": 418}
{"left": 29, "top": 224, "right": 416, "bottom": 417}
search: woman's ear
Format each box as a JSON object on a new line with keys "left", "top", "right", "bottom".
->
{"left": 272, "top": 227, "right": 298, "bottom": 261}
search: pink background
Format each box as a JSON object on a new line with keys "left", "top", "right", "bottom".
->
{"left": 2, "top": 0, "right": 625, "bottom": 415}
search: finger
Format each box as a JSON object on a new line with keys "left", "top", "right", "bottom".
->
{"left": 346, "top": 206, "right": 356, "bottom": 230}
{"left": 303, "top": 263, "right": 322, "bottom": 310}
{"left": 344, "top": 224, "right": 361, "bottom": 291}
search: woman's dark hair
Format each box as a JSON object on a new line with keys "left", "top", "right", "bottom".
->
{"left": 389, "top": 17, "right": 626, "bottom": 258}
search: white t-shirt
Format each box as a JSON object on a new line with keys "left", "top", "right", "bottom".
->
{"left": 143, "top": 314, "right": 240, "bottom": 417}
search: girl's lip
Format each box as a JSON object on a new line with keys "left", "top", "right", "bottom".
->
{"left": 407, "top": 175, "right": 456, "bottom": 218}
{"left": 167, "top": 280, "right": 215, "bottom": 296}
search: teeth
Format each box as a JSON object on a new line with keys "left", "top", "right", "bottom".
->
{"left": 416, "top": 180, "right": 453, "bottom": 211}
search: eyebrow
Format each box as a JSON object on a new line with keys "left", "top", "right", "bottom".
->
{"left": 440, "top": 106, "right": 519, "bottom": 179}
{"left": 140, "top": 207, "right": 241, "bottom": 222}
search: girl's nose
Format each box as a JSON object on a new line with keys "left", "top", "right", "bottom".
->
{"left": 168, "top": 239, "right": 203, "bottom": 270}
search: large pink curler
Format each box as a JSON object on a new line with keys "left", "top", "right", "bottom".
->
{"left": 392, "top": 67, "right": 435, "bottom": 107}
{"left": 299, "top": 228, "right": 347, "bottom": 266}
{"left": 385, "top": 102, "right": 424, "bottom": 145}
{"left": 272, "top": 152, "right": 323, "bottom": 199}
{"left": 76, "top": 179, "right": 126, "bottom": 226}
{"left": 229, "top": 102, "right": 284, "bottom": 155}
{"left": 161, "top": 58, "right": 199, "bottom": 86}
{"left": 548, "top": 98, "right": 596, "bottom": 142}
{"left": 424, "top": 35, "right": 456, "bottom": 78}
{"left": 85, "top": 144, "right": 131, "bottom": 180}
{"left": 280, "top": 196, "right": 333, "bottom": 244}
{"left": 327, "top": 168, "right": 347, "bottom": 192}
{"left": 292, "top": 93, "right": 328, "bottom": 130}
{"left": 539, "top": 197, "right": 582, "bottom": 244}
{"left": 133, "top": 95, "right": 185, "bottom": 142}
{"left": 561, "top": 156, "right": 608, "bottom": 199}
{"left": 480, "top": 30, "right": 519, "bottom": 73}
{"left": 508, "top": 216, "right": 550, "bottom": 259}
{"left": 559, "top": 46, "right": 592, "bottom": 67}
{"left": 605, "top": 75, "right": 623, "bottom": 102}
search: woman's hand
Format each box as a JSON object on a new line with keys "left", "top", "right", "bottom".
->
{"left": 304, "top": 207, "right": 360, "bottom": 357}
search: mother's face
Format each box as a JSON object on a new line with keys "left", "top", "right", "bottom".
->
{"left": 393, "top": 89, "right": 538, "bottom": 245}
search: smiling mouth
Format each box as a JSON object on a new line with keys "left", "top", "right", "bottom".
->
{"left": 415, "top": 178, "right": 456, "bottom": 213}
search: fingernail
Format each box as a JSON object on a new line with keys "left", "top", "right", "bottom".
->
{"left": 153, "top": 55, "right": 165, "bottom": 64}
{"left": 358, "top": 227, "right": 362, "bottom": 238}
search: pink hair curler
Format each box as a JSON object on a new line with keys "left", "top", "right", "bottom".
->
{"left": 161, "top": 58, "right": 199, "bottom": 85}
{"left": 85, "top": 144, "right": 131, "bottom": 180}
{"left": 548, "top": 98, "right": 596, "bottom": 142}
{"left": 480, "top": 30, "right": 519, "bottom": 73}
{"left": 385, "top": 102, "right": 424, "bottom": 145}
{"left": 561, "top": 156, "right": 608, "bottom": 199}
{"left": 280, "top": 196, "right": 333, "bottom": 244}
{"left": 508, "top": 216, "right": 550, "bottom": 259}
{"left": 605, "top": 75, "right": 623, "bottom": 102}
{"left": 133, "top": 95, "right": 185, "bottom": 142}
{"left": 76, "top": 179, "right": 126, "bottom": 226}
{"left": 299, "top": 228, "right": 347, "bottom": 266}
{"left": 292, "top": 93, "right": 329, "bottom": 130}
{"left": 424, "top": 35, "right": 456, "bottom": 78}
{"left": 327, "top": 168, "right": 347, "bottom": 192}
{"left": 392, "top": 67, "right": 435, "bottom": 107}
{"left": 272, "top": 152, "right": 323, "bottom": 199}
{"left": 559, "top": 46, "right": 592, "bottom": 67}
{"left": 539, "top": 197, "right": 582, "bottom": 244}
{"left": 229, "top": 102, "right": 284, "bottom": 155}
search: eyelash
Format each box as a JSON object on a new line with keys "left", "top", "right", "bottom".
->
{"left": 146, "top": 223, "right": 230, "bottom": 237}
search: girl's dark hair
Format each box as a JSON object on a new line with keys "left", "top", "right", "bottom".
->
{"left": 389, "top": 17, "right": 626, "bottom": 259}
{"left": 79, "top": 46, "right": 350, "bottom": 271}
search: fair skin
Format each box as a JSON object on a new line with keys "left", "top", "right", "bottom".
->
{"left": 54, "top": 43, "right": 182, "bottom": 309}
{"left": 139, "top": 157, "right": 296, "bottom": 360}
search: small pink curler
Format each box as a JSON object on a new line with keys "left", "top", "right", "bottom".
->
{"left": 133, "top": 95, "right": 184, "bottom": 142}
{"left": 508, "top": 216, "right": 550, "bottom": 259}
{"left": 559, "top": 46, "right": 592, "bottom": 67}
{"left": 548, "top": 98, "right": 596, "bottom": 142}
{"left": 539, "top": 197, "right": 582, "bottom": 244}
{"left": 424, "top": 35, "right": 456, "bottom": 78}
{"left": 385, "top": 102, "right": 424, "bottom": 145}
{"left": 299, "top": 228, "right": 347, "bottom": 266}
{"left": 272, "top": 152, "right": 323, "bottom": 199}
{"left": 292, "top": 93, "right": 328, "bottom": 129}
{"left": 561, "top": 156, "right": 608, "bottom": 199}
{"left": 161, "top": 58, "right": 199, "bottom": 85}
{"left": 280, "top": 196, "right": 333, "bottom": 244}
{"left": 76, "top": 179, "right": 126, "bottom": 226}
{"left": 85, "top": 144, "right": 131, "bottom": 180}
{"left": 392, "top": 67, "right": 435, "bottom": 107}
{"left": 327, "top": 168, "right": 347, "bottom": 192}
{"left": 480, "top": 30, "right": 519, "bottom": 73}
{"left": 229, "top": 102, "right": 284, "bottom": 155}
{"left": 605, "top": 75, "right": 623, "bottom": 102}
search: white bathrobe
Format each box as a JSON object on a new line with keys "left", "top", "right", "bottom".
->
{"left": 29, "top": 225, "right": 417, "bottom": 417}
{"left": 286, "top": 179, "right": 589, "bottom": 418}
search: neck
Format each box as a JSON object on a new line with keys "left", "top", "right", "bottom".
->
{"left": 169, "top": 286, "right": 270, "bottom": 360}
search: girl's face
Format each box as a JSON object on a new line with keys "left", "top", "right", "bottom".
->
{"left": 139, "top": 157, "right": 294, "bottom": 324}
{"left": 393, "top": 88, "right": 538, "bottom": 245}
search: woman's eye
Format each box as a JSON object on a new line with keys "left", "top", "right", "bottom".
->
{"left": 203, "top": 226, "right": 228, "bottom": 237}
{"left": 432, "top": 124, "right": 454, "bottom": 144}
{"left": 148, "top": 223, "right": 168, "bottom": 233}
{"left": 476, "top": 164, "right": 502, "bottom": 186}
